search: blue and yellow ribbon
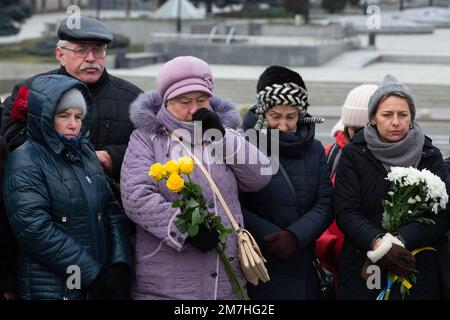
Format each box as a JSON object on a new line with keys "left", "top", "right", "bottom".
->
{"left": 376, "top": 246, "right": 436, "bottom": 300}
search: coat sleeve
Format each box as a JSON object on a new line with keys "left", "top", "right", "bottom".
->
{"left": 120, "top": 129, "right": 186, "bottom": 252}
{"left": 444, "top": 156, "right": 450, "bottom": 176}
{"left": 220, "top": 129, "right": 272, "bottom": 193}
{"left": 0, "top": 201, "right": 17, "bottom": 294}
{"left": 102, "top": 182, "right": 132, "bottom": 269}
{"left": 103, "top": 143, "right": 127, "bottom": 180}
{"left": 396, "top": 153, "right": 450, "bottom": 250}
{"left": 334, "top": 147, "right": 384, "bottom": 252}
{"left": 285, "top": 145, "right": 334, "bottom": 252}
{"left": 0, "top": 136, "right": 16, "bottom": 293}
{"left": 3, "top": 159, "right": 101, "bottom": 288}
{"left": 103, "top": 77, "right": 143, "bottom": 181}
{"left": 241, "top": 206, "right": 281, "bottom": 252}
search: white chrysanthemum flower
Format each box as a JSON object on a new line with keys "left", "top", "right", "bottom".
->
{"left": 387, "top": 167, "right": 423, "bottom": 191}
{"left": 387, "top": 166, "right": 413, "bottom": 183}
{"left": 441, "top": 196, "right": 448, "bottom": 210}
{"left": 419, "top": 168, "right": 448, "bottom": 213}
{"left": 432, "top": 202, "right": 440, "bottom": 214}
{"left": 404, "top": 171, "right": 423, "bottom": 186}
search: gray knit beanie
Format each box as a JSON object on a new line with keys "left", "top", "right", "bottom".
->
{"left": 368, "top": 74, "right": 415, "bottom": 121}
{"left": 57, "top": 88, "right": 87, "bottom": 117}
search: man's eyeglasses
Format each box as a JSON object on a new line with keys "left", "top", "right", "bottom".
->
{"left": 61, "top": 46, "right": 106, "bottom": 59}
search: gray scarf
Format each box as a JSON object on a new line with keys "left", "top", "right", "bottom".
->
{"left": 364, "top": 122, "right": 425, "bottom": 171}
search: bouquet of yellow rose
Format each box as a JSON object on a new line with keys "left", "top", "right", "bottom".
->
{"left": 149, "top": 157, "right": 249, "bottom": 300}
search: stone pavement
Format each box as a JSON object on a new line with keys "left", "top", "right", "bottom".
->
{"left": 109, "top": 28, "right": 450, "bottom": 114}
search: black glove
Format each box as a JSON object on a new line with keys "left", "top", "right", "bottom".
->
{"left": 88, "top": 263, "right": 130, "bottom": 300}
{"left": 192, "top": 108, "right": 225, "bottom": 140}
{"left": 187, "top": 226, "right": 220, "bottom": 253}
{"left": 377, "top": 243, "right": 416, "bottom": 277}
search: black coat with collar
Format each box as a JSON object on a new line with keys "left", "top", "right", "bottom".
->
{"left": 334, "top": 129, "right": 450, "bottom": 300}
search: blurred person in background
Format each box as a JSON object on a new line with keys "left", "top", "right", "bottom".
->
{"left": 316, "top": 84, "right": 377, "bottom": 297}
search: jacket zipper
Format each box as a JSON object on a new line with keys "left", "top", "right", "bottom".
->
{"left": 72, "top": 163, "right": 101, "bottom": 268}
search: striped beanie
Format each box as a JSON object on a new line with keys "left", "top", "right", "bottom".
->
{"left": 254, "top": 66, "right": 323, "bottom": 130}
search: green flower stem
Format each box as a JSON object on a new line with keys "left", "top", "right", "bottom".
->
{"left": 384, "top": 288, "right": 391, "bottom": 300}
{"left": 217, "top": 249, "right": 250, "bottom": 300}
{"left": 383, "top": 273, "right": 395, "bottom": 300}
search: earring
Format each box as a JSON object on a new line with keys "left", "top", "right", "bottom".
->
{"left": 409, "top": 122, "right": 413, "bottom": 129}
{"left": 370, "top": 120, "right": 376, "bottom": 126}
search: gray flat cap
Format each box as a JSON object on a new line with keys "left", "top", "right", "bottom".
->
{"left": 57, "top": 16, "right": 113, "bottom": 44}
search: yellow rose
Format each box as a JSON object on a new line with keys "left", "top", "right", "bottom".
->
{"left": 148, "top": 163, "right": 167, "bottom": 181}
{"left": 163, "top": 160, "right": 179, "bottom": 174}
{"left": 166, "top": 172, "right": 185, "bottom": 193}
{"left": 178, "top": 157, "right": 194, "bottom": 175}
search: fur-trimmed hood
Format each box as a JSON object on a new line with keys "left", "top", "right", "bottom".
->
{"left": 129, "top": 90, "right": 241, "bottom": 135}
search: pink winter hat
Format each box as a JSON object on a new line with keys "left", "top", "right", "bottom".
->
{"left": 156, "top": 56, "right": 214, "bottom": 102}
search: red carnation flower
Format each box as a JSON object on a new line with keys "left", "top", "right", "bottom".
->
{"left": 10, "top": 86, "right": 30, "bottom": 122}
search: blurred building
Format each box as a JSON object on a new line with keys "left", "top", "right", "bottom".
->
{"left": 19, "top": 0, "right": 89, "bottom": 12}
{"left": 18, "top": 0, "right": 157, "bottom": 12}
{"left": 87, "top": 0, "right": 156, "bottom": 10}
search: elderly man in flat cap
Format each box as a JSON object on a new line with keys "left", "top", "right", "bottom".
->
{"left": 1, "top": 16, "right": 142, "bottom": 181}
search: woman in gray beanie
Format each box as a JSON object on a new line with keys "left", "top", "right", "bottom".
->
{"left": 334, "top": 74, "right": 450, "bottom": 299}
{"left": 3, "top": 75, "right": 132, "bottom": 299}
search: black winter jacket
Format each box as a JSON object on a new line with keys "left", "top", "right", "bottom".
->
{"left": 0, "top": 66, "right": 142, "bottom": 180}
{"left": 239, "top": 107, "right": 334, "bottom": 300}
{"left": 335, "top": 129, "right": 450, "bottom": 300}
{"left": 3, "top": 75, "right": 132, "bottom": 300}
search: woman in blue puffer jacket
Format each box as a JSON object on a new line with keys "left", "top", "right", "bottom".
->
{"left": 3, "top": 75, "right": 131, "bottom": 300}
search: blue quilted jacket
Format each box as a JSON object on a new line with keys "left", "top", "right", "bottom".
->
{"left": 3, "top": 75, "right": 131, "bottom": 300}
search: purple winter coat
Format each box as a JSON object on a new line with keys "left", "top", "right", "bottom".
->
{"left": 121, "top": 91, "right": 271, "bottom": 300}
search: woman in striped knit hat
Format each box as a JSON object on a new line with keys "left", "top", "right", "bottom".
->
{"left": 240, "top": 65, "right": 333, "bottom": 299}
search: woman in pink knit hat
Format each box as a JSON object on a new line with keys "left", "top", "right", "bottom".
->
{"left": 120, "top": 56, "right": 271, "bottom": 300}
